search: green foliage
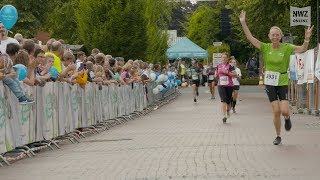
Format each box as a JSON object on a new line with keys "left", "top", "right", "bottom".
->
{"left": 1, "top": 0, "right": 50, "bottom": 38}
{"left": 143, "top": 0, "right": 172, "bottom": 65}
{"left": 185, "top": 4, "right": 220, "bottom": 49}
{"left": 44, "top": 0, "right": 80, "bottom": 44}
{"left": 206, "top": 43, "right": 230, "bottom": 61}
{"left": 76, "top": 0, "right": 148, "bottom": 60}
{"left": 227, "top": 0, "right": 318, "bottom": 53}
{"left": 240, "top": 78, "right": 259, "bottom": 85}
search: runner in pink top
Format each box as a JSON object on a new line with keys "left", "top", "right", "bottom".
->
{"left": 215, "top": 52, "right": 237, "bottom": 123}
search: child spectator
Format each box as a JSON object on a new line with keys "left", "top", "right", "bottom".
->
{"left": 0, "top": 54, "right": 34, "bottom": 104}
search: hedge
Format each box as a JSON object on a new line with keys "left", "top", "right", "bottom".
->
{"left": 240, "top": 78, "right": 259, "bottom": 85}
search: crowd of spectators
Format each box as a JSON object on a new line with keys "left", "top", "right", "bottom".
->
{"left": 0, "top": 22, "right": 176, "bottom": 104}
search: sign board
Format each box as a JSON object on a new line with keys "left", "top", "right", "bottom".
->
{"left": 212, "top": 53, "right": 222, "bottom": 67}
{"left": 290, "top": 6, "right": 311, "bottom": 26}
{"left": 167, "top": 30, "right": 178, "bottom": 47}
{"left": 213, "top": 42, "right": 222, "bottom": 46}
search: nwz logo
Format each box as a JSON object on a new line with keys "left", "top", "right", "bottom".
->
{"left": 293, "top": 11, "right": 308, "bottom": 17}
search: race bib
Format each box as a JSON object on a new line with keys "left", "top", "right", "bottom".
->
{"left": 209, "top": 75, "right": 214, "bottom": 80}
{"left": 264, "top": 71, "right": 280, "bottom": 86}
{"left": 219, "top": 76, "right": 229, "bottom": 85}
{"left": 192, "top": 74, "right": 199, "bottom": 80}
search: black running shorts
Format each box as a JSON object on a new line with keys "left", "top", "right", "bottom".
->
{"left": 233, "top": 85, "right": 240, "bottom": 91}
{"left": 192, "top": 80, "right": 200, "bottom": 87}
{"left": 265, "top": 85, "right": 288, "bottom": 102}
{"left": 218, "top": 86, "right": 233, "bottom": 104}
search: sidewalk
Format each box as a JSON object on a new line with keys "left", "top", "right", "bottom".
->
{"left": 0, "top": 86, "right": 320, "bottom": 179}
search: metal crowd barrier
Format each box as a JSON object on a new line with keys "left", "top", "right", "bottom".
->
{"left": 0, "top": 81, "right": 179, "bottom": 166}
{"left": 288, "top": 46, "right": 319, "bottom": 115}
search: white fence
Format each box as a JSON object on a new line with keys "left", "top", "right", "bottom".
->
{"left": 0, "top": 81, "right": 178, "bottom": 165}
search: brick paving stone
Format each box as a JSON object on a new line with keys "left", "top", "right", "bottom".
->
{"left": 0, "top": 86, "right": 320, "bottom": 180}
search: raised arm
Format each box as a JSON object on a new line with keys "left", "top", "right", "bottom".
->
{"left": 294, "top": 25, "right": 314, "bottom": 53}
{"left": 239, "top": 10, "right": 261, "bottom": 49}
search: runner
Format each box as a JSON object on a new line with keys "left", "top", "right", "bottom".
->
{"left": 190, "top": 59, "right": 201, "bottom": 102}
{"left": 230, "top": 57, "right": 241, "bottom": 113}
{"left": 216, "top": 53, "right": 236, "bottom": 123}
{"left": 206, "top": 62, "right": 216, "bottom": 99}
{"left": 239, "top": 10, "right": 313, "bottom": 145}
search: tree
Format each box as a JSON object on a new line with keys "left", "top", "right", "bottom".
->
{"left": 44, "top": 0, "right": 80, "bottom": 44}
{"left": 227, "top": 0, "right": 317, "bottom": 61}
{"left": 76, "top": 0, "right": 147, "bottom": 60}
{"left": 143, "top": 0, "right": 172, "bottom": 64}
{"left": 185, "top": 4, "right": 220, "bottom": 49}
{"left": 1, "top": 0, "right": 50, "bottom": 38}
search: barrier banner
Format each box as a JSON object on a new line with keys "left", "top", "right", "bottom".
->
{"left": 20, "top": 84, "right": 35, "bottom": 145}
{"left": 109, "top": 85, "right": 117, "bottom": 119}
{"left": 79, "top": 87, "right": 86, "bottom": 127}
{"left": 0, "top": 85, "right": 6, "bottom": 153}
{"left": 94, "top": 86, "right": 103, "bottom": 123}
{"left": 0, "top": 81, "right": 172, "bottom": 155}
{"left": 58, "top": 83, "right": 68, "bottom": 135}
{"left": 83, "top": 83, "right": 95, "bottom": 127}
{"left": 70, "top": 85, "right": 80, "bottom": 130}
{"left": 117, "top": 86, "right": 124, "bottom": 117}
{"left": 41, "top": 82, "right": 58, "bottom": 140}
{"left": 101, "top": 86, "right": 109, "bottom": 120}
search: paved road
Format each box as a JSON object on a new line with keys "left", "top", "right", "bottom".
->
{"left": 0, "top": 86, "right": 320, "bottom": 180}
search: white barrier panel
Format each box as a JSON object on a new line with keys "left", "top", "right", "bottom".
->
{"left": 41, "top": 82, "right": 58, "bottom": 140}
{"left": 0, "top": 85, "right": 6, "bottom": 153}
{"left": 94, "top": 86, "right": 103, "bottom": 123}
{"left": 70, "top": 85, "right": 80, "bottom": 130}
{"left": 0, "top": 81, "right": 173, "bottom": 154}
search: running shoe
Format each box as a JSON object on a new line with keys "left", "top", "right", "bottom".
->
{"left": 232, "top": 108, "right": 236, "bottom": 113}
{"left": 19, "top": 96, "right": 34, "bottom": 105}
{"left": 273, "top": 136, "right": 282, "bottom": 145}
{"left": 211, "top": 96, "right": 215, "bottom": 100}
{"left": 194, "top": 98, "right": 197, "bottom": 102}
{"left": 284, "top": 117, "right": 292, "bottom": 131}
{"left": 222, "top": 117, "right": 227, "bottom": 123}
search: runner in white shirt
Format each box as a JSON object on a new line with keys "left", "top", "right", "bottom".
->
{"left": 230, "top": 57, "right": 241, "bottom": 113}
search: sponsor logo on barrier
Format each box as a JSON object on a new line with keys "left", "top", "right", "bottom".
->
{"left": 0, "top": 97, "right": 5, "bottom": 128}
{"left": 72, "top": 92, "right": 79, "bottom": 111}
{"left": 20, "top": 105, "right": 31, "bottom": 125}
{"left": 45, "top": 94, "right": 54, "bottom": 121}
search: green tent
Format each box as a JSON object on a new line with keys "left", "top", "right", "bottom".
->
{"left": 166, "top": 37, "right": 209, "bottom": 59}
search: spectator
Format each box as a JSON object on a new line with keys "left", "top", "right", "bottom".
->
{"left": 0, "top": 54, "right": 34, "bottom": 104}
{"left": 246, "top": 56, "right": 259, "bottom": 78}
{"left": 45, "top": 41, "right": 63, "bottom": 73}
{"left": 76, "top": 51, "right": 86, "bottom": 64}
{"left": 86, "top": 61, "right": 95, "bottom": 82}
{"left": 35, "top": 55, "right": 55, "bottom": 83}
{"left": 14, "top": 33, "right": 24, "bottom": 45}
{"left": 59, "top": 51, "right": 76, "bottom": 83}
{"left": 6, "top": 43, "right": 20, "bottom": 64}
{"left": 108, "top": 58, "right": 116, "bottom": 74}
{"left": 22, "top": 39, "right": 36, "bottom": 62}
{"left": 95, "top": 53, "right": 105, "bottom": 66}
{"left": 103, "top": 60, "right": 117, "bottom": 85}
{"left": 89, "top": 48, "right": 100, "bottom": 59}
{"left": 33, "top": 49, "right": 49, "bottom": 86}
{"left": 0, "top": 22, "right": 19, "bottom": 54}
{"left": 121, "top": 63, "right": 133, "bottom": 84}
{"left": 86, "top": 55, "right": 95, "bottom": 64}
{"left": 44, "top": 38, "right": 56, "bottom": 52}
{"left": 115, "top": 57, "right": 125, "bottom": 67}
